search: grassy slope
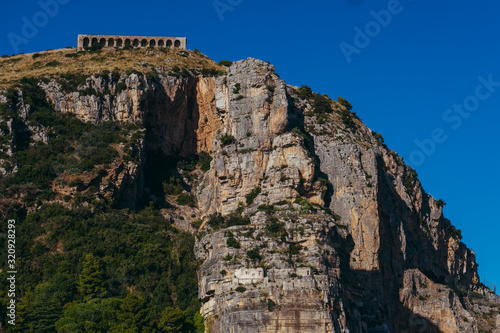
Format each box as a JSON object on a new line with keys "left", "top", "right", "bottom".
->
{"left": 0, "top": 46, "right": 225, "bottom": 89}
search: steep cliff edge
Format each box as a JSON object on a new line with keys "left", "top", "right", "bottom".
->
{"left": 0, "top": 49, "right": 498, "bottom": 332}
{"left": 192, "top": 58, "right": 498, "bottom": 333}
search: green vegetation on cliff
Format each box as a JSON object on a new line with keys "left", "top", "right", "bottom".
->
{"left": 0, "top": 71, "right": 204, "bottom": 331}
{"left": 0, "top": 203, "right": 202, "bottom": 332}
{"left": 0, "top": 51, "right": 494, "bottom": 333}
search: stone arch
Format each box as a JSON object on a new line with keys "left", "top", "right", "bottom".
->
{"left": 166, "top": 39, "right": 173, "bottom": 48}
{"left": 116, "top": 38, "right": 123, "bottom": 47}
{"left": 99, "top": 38, "right": 106, "bottom": 46}
{"left": 149, "top": 39, "right": 156, "bottom": 47}
{"left": 91, "top": 37, "right": 98, "bottom": 46}
{"left": 133, "top": 39, "right": 139, "bottom": 47}
{"left": 174, "top": 40, "right": 181, "bottom": 48}
{"left": 83, "top": 37, "right": 90, "bottom": 47}
{"left": 141, "top": 39, "right": 147, "bottom": 47}
{"left": 108, "top": 38, "right": 114, "bottom": 47}
{"left": 124, "top": 38, "right": 131, "bottom": 46}
{"left": 157, "top": 40, "right": 164, "bottom": 47}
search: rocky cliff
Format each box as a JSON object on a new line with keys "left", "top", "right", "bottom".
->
{"left": 1, "top": 50, "right": 499, "bottom": 332}
{"left": 192, "top": 58, "right": 498, "bottom": 333}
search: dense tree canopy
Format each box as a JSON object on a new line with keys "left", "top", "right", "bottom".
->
{"left": 0, "top": 204, "right": 203, "bottom": 332}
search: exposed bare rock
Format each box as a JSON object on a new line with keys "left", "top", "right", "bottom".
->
{"left": 195, "top": 209, "right": 345, "bottom": 333}
{"left": 2, "top": 56, "right": 498, "bottom": 332}
{"left": 102, "top": 159, "right": 144, "bottom": 208}
{"left": 399, "top": 269, "right": 478, "bottom": 332}
{"left": 196, "top": 58, "right": 317, "bottom": 216}
{"left": 495, "top": 314, "right": 500, "bottom": 333}
{"left": 192, "top": 58, "right": 496, "bottom": 332}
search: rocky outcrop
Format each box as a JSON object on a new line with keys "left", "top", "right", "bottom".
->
{"left": 195, "top": 209, "right": 340, "bottom": 333}
{"left": 196, "top": 59, "right": 321, "bottom": 216}
{"left": 191, "top": 58, "right": 496, "bottom": 332}
{"left": 303, "top": 95, "right": 483, "bottom": 330}
{"left": 1, "top": 56, "right": 498, "bottom": 332}
{"left": 399, "top": 269, "right": 478, "bottom": 333}
{"left": 39, "top": 70, "right": 224, "bottom": 157}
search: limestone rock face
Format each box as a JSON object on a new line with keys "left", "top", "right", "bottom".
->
{"left": 195, "top": 210, "right": 341, "bottom": 333}
{"left": 495, "top": 315, "right": 500, "bottom": 333}
{"left": 191, "top": 59, "right": 497, "bottom": 332}
{"left": 40, "top": 71, "right": 221, "bottom": 158}
{"left": 102, "top": 159, "right": 145, "bottom": 208}
{"left": 399, "top": 269, "right": 477, "bottom": 333}
{"left": 196, "top": 58, "right": 318, "bottom": 216}
{"left": 189, "top": 59, "right": 498, "bottom": 332}
{"left": 305, "top": 101, "right": 483, "bottom": 331}
{"left": 3, "top": 57, "right": 498, "bottom": 332}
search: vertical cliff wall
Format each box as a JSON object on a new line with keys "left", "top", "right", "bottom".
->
{"left": 2, "top": 56, "right": 498, "bottom": 332}
{"left": 188, "top": 59, "right": 495, "bottom": 332}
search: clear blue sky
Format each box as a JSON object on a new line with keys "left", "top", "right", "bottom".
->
{"left": 1, "top": 0, "right": 499, "bottom": 288}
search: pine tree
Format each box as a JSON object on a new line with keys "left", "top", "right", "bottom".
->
{"left": 114, "top": 293, "right": 151, "bottom": 332}
{"left": 159, "top": 307, "right": 194, "bottom": 333}
{"left": 23, "top": 274, "right": 76, "bottom": 332}
{"left": 194, "top": 312, "right": 205, "bottom": 333}
{"left": 77, "top": 253, "right": 107, "bottom": 300}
